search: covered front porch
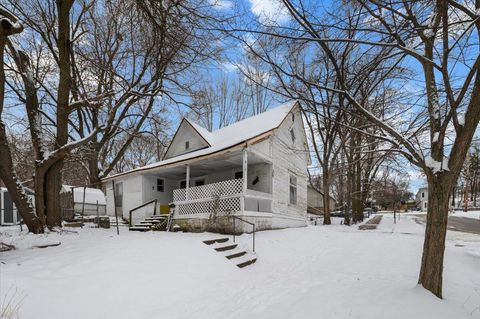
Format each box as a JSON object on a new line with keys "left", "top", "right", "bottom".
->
{"left": 140, "top": 147, "right": 273, "bottom": 232}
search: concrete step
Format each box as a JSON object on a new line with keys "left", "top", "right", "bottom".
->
{"left": 129, "top": 226, "right": 151, "bottom": 231}
{"left": 203, "top": 238, "right": 229, "bottom": 245}
{"left": 225, "top": 251, "right": 247, "bottom": 259}
{"left": 145, "top": 217, "right": 167, "bottom": 221}
{"left": 236, "top": 255, "right": 257, "bottom": 268}
{"left": 214, "top": 244, "right": 237, "bottom": 252}
{"left": 139, "top": 222, "right": 155, "bottom": 226}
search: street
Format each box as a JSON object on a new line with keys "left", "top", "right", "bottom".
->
{"left": 415, "top": 214, "right": 480, "bottom": 235}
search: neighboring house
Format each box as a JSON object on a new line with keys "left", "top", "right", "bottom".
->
{"left": 0, "top": 187, "right": 35, "bottom": 226}
{"left": 102, "top": 101, "right": 311, "bottom": 232}
{"left": 416, "top": 187, "right": 428, "bottom": 211}
{"left": 60, "top": 185, "right": 106, "bottom": 219}
{"left": 307, "top": 184, "right": 336, "bottom": 215}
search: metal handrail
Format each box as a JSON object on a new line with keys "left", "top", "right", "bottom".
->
{"left": 129, "top": 199, "right": 157, "bottom": 227}
{"left": 231, "top": 215, "right": 256, "bottom": 253}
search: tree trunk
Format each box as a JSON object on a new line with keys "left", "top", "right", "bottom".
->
{"left": 418, "top": 175, "right": 451, "bottom": 298}
{"left": 0, "top": 36, "right": 43, "bottom": 233}
{"left": 45, "top": 162, "right": 64, "bottom": 227}
{"left": 0, "top": 125, "right": 44, "bottom": 233}
{"left": 322, "top": 165, "right": 331, "bottom": 225}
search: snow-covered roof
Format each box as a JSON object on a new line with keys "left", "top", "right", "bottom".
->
{"left": 104, "top": 100, "right": 298, "bottom": 180}
{"left": 61, "top": 185, "right": 106, "bottom": 205}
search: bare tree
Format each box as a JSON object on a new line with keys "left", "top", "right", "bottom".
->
{"left": 272, "top": 0, "right": 480, "bottom": 298}
{"left": 229, "top": 0, "right": 480, "bottom": 298}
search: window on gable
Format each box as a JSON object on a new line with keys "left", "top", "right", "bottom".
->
{"left": 422, "top": 192, "right": 424, "bottom": 198}
{"left": 185, "top": 141, "right": 190, "bottom": 150}
{"left": 290, "top": 128, "right": 296, "bottom": 143}
{"left": 157, "top": 179, "right": 164, "bottom": 192}
{"left": 289, "top": 175, "right": 297, "bottom": 205}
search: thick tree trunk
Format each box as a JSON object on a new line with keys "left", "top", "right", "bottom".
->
{"left": 352, "top": 159, "right": 364, "bottom": 223}
{"left": 418, "top": 176, "right": 451, "bottom": 298}
{"left": 45, "top": 162, "right": 64, "bottom": 227}
{"left": 322, "top": 166, "right": 331, "bottom": 225}
{"left": 0, "top": 36, "right": 43, "bottom": 233}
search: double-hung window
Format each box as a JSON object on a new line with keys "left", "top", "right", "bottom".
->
{"left": 289, "top": 175, "right": 297, "bottom": 205}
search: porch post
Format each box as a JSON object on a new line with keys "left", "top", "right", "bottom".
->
{"left": 242, "top": 148, "right": 248, "bottom": 192}
{"left": 241, "top": 148, "right": 248, "bottom": 213}
{"left": 186, "top": 164, "right": 190, "bottom": 200}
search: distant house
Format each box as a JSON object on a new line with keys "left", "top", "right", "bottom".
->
{"left": 0, "top": 187, "right": 34, "bottom": 226}
{"left": 60, "top": 185, "right": 106, "bottom": 219}
{"left": 102, "top": 101, "right": 311, "bottom": 232}
{"left": 416, "top": 187, "right": 428, "bottom": 211}
{"left": 307, "top": 184, "right": 336, "bottom": 215}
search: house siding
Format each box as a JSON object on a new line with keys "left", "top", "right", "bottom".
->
{"left": 269, "top": 105, "right": 308, "bottom": 227}
{"left": 164, "top": 121, "right": 209, "bottom": 159}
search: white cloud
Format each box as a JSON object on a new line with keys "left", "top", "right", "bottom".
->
{"left": 221, "top": 61, "right": 238, "bottom": 72}
{"left": 209, "top": 0, "right": 233, "bottom": 10}
{"left": 248, "top": 0, "right": 290, "bottom": 24}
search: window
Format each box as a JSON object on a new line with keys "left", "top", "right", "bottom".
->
{"left": 289, "top": 175, "right": 297, "bottom": 205}
{"left": 424, "top": 202, "right": 427, "bottom": 208}
{"left": 290, "top": 128, "right": 296, "bottom": 143}
{"left": 185, "top": 141, "right": 190, "bottom": 149}
{"left": 157, "top": 179, "right": 164, "bottom": 192}
{"left": 195, "top": 179, "right": 205, "bottom": 186}
{"left": 114, "top": 182, "right": 123, "bottom": 207}
{"left": 235, "top": 171, "right": 243, "bottom": 179}
{"left": 180, "top": 180, "right": 187, "bottom": 189}
{"left": 422, "top": 192, "right": 425, "bottom": 198}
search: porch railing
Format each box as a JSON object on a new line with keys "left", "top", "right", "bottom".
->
{"left": 172, "top": 178, "right": 272, "bottom": 217}
{"left": 129, "top": 199, "right": 157, "bottom": 227}
{"left": 173, "top": 178, "right": 243, "bottom": 202}
{"left": 232, "top": 215, "right": 256, "bottom": 252}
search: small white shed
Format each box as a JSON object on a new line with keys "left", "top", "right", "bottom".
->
{"left": 60, "top": 185, "right": 107, "bottom": 217}
{"left": 0, "top": 187, "right": 35, "bottom": 226}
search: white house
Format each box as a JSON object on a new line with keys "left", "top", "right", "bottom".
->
{"left": 307, "top": 184, "right": 336, "bottom": 215}
{"left": 102, "top": 101, "right": 311, "bottom": 232}
{"left": 416, "top": 187, "right": 428, "bottom": 211}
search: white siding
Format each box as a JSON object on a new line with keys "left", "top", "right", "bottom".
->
{"left": 105, "top": 175, "right": 144, "bottom": 219}
{"left": 164, "top": 121, "right": 209, "bottom": 159}
{"left": 269, "top": 105, "right": 308, "bottom": 225}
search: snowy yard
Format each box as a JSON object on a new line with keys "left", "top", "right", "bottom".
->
{"left": 1, "top": 215, "right": 480, "bottom": 319}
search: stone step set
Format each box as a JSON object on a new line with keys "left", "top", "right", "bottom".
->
{"left": 129, "top": 214, "right": 169, "bottom": 232}
{"left": 203, "top": 237, "right": 257, "bottom": 268}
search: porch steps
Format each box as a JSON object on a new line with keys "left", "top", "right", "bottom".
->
{"left": 203, "top": 238, "right": 257, "bottom": 268}
{"left": 129, "top": 214, "right": 170, "bottom": 231}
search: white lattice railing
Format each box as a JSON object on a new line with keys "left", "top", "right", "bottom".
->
{"left": 173, "top": 178, "right": 243, "bottom": 202}
{"left": 172, "top": 178, "right": 244, "bottom": 216}
{"left": 176, "top": 196, "right": 242, "bottom": 216}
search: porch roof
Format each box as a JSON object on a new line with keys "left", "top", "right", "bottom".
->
{"left": 141, "top": 148, "right": 268, "bottom": 179}
{"left": 103, "top": 100, "right": 297, "bottom": 181}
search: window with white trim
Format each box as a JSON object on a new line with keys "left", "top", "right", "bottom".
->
{"left": 290, "top": 128, "right": 296, "bottom": 143}
{"left": 185, "top": 141, "right": 190, "bottom": 149}
{"left": 157, "top": 179, "right": 164, "bottom": 192}
{"left": 289, "top": 175, "right": 297, "bottom": 205}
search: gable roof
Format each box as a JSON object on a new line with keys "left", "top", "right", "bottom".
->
{"left": 162, "top": 118, "right": 212, "bottom": 160}
{"left": 103, "top": 100, "right": 299, "bottom": 181}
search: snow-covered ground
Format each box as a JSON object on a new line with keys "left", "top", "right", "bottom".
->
{"left": 452, "top": 210, "right": 480, "bottom": 219}
{"left": 1, "top": 214, "right": 480, "bottom": 319}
